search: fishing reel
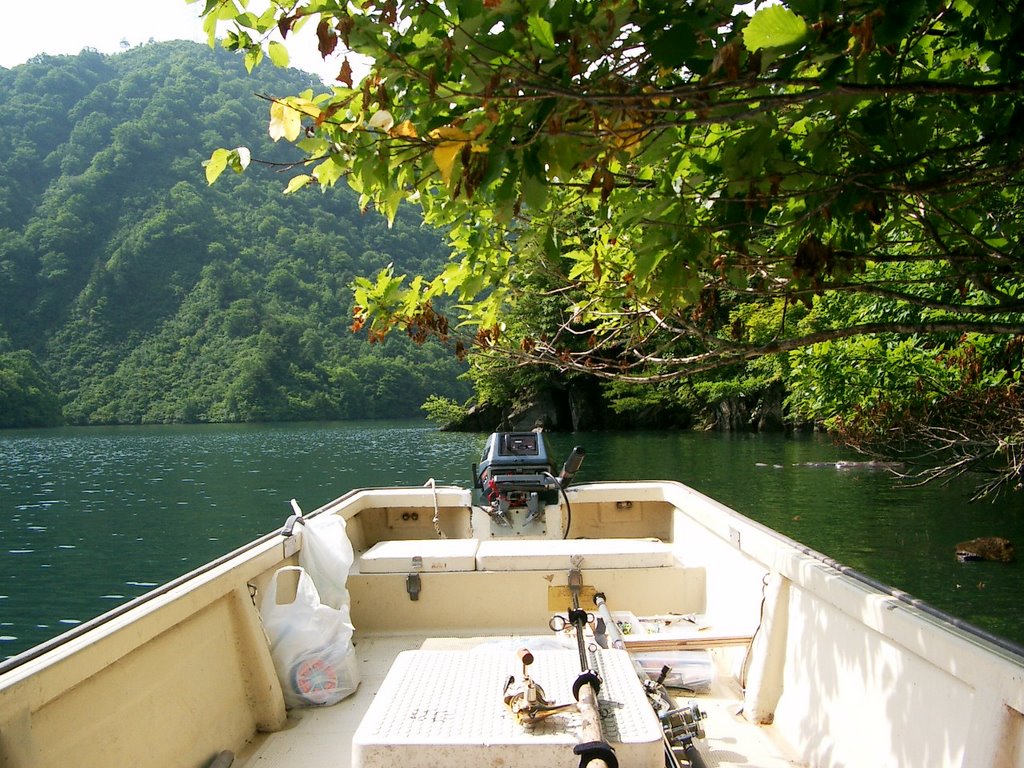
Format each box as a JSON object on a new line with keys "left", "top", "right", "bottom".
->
{"left": 644, "top": 664, "right": 708, "bottom": 767}
{"left": 663, "top": 701, "right": 707, "bottom": 743}
{"left": 503, "top": 648, "right": 577, "bottom": 724}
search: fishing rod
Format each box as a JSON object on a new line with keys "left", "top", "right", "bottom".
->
{"left": 503, "top": 557, "right": 616, "bottom": 768}
{"left": 564, "top": 559, "right": 618, "bottom": 768}
{"left": 503, "top": 560, "right": 708, "bottom": 768}
{"left": 593, "top": 592, "right": 709, "bottom": 768}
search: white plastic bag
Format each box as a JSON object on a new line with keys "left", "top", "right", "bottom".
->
{"left": 293, "top": 502, "right": 355, "bottom": 611}
{"left": 260, "top": 566, "right": 359, "bottom": 708}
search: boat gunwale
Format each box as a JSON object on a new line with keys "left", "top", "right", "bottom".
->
{"left": 0, "top": 486, "right": 352, "bottom": 678}
{"left": 568, "top": 480, "right": 1024, "bottom": 665}
{"left": 2, "top": 479, "right": 1021, "bottom": 680}
{"left": 0, "top": 484, "right": 477, "bottom": 679}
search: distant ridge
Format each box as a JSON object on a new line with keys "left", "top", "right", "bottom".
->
{"left": 0, "top": 41, "right": 469, "bottom": 426}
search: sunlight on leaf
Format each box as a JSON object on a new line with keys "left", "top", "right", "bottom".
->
{"left": 204, "top": 148, "right": 229, "bottom": 184}
{"left": 527, "top": 14, "right": 556, "bottom": 50}
{"left": 368, "top": 110, "right": 395, "bottom": 131}
{"left": 229, "top": 146, "right": 250, "bottom": 172}
{"left": 243, "top": 46, "right": 263, "bottom": 73}
{"left": 433, "top": 141, "right": 464, "bottom": 183}
{"left": 268, "top": 40, "right": 290, "bottom": 67}
{"left": 284, "top": 174, "right": 314, "bottom": 194}
{"left": 269, "top": 101, "right": 302, "bottom": 141}
{"left": 743, "top": 5, "right": 809, "bottom": 51}
{"left": 313, "top": 156, "right": 345, "bottom": 187}
{"left": 429, "top": 127, "right": 473, "bottom": 184}
{"left": 204, "top": 147, "right": 250, "bottom": 184}
{"left": 390, "top": 120, "right": 419, "bottom": 139}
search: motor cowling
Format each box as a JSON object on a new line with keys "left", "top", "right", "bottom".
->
{"left": 473, "top": 432, "right": 584, "bottom": 524}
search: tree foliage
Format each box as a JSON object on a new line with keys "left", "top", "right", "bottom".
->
{"left": 201, "top": 0, "right": 1024, "bottom": 372}
{"left": 0, "top": 42, "right": 469, "bottom": 426}
{"left": 0, "top": 350, "right": 63, "bottom": 428}
{"left": 199, "top": 0, "right": 1024, "bottom": 494}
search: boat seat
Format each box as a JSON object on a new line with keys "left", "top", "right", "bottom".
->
{"left": 358, "top": 538, "right": 479, "bottom": 573}
{"left": 476, "top": 537, "right": 676, "bottom": 571}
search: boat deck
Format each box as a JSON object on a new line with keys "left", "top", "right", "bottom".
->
{"left": 235, "top": 632, "right": 805, "bottom": 768}
{"left": 5, "top": 481, "right": 1022, "bottom": 768}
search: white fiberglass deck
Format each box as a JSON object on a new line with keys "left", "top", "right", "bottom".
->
{"left": 353, "top": 648, "right": 661, "bottom": 768}
{"left": 236, "top": 634, "right": 804, "bottom": 768}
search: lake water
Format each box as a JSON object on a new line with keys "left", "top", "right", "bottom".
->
{"left": 1, "top": 421, "right": 1022, "bottom": 659}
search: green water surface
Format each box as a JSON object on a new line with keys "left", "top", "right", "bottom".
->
{"left": 1, "top": 422, "right": 1021, "bottom": 659}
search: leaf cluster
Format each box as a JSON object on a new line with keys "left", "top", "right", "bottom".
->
{"left": 200, "top": 0, "right": 1024, "bottom": 379}
{"left": 196, "top": 1, "right": 1024, "bottom": 492}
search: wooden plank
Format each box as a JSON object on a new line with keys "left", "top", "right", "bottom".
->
{"left": 547, "top": 584, "right": 598, "bottom": 611}
{"left": 622, "top": 634, "right": 753, "bottom": 651}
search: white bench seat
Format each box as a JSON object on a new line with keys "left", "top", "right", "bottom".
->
{"left": 359, "top": 539, "right": 479, "bottom": 573}
{"left": 476, "top": 537, "right": 675, "bottom": 571}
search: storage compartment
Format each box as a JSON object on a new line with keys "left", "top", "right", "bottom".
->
{"left": 352, "top": 648, "right": 663, "bottom": 768}
{"left": 631, "top": 650, "right": 714, "bottom": 693}
{"left": 476, "top": 538, "right": 676, "bottom": 571}
{"left": 358, "top": 539, "right": 479, "bottom": 573}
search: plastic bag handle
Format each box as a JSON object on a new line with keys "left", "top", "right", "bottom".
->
{"left": 263, "top": 565, "right": 320, "bottom": 608}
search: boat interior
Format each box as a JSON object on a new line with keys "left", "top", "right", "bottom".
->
{"left": 217, "top": 481, "right": 800, "bottom": 768}
{"left": 1, "top": 474, "right": 1023, "bottom": 768}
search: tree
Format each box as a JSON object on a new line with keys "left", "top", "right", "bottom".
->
{"left": 0, "top": 350, "right": 63, "bottom": 427}
{"left": 200, "top": 0, "right": 1024, "bottom": 366}
{"left": 0, "top": 42, "right": 468, "bottom": 426}
{"left": 200, "top": 0, "right": 1024, "bottom": 492}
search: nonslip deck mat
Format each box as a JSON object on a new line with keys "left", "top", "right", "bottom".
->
{"left": 352, "top": 648, "right": 662, "bottom": 767}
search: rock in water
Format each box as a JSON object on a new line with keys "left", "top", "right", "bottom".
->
{"left": 955, "top": 537, "right": 1015, "bottom": 563}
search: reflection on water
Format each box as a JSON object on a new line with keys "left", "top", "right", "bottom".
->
{"left": 1, "top": 422, "right": 1021, "bottom": 658}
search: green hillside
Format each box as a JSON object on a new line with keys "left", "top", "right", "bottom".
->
{"left": 0, "top": 42, "right": 469, "bottom": 426}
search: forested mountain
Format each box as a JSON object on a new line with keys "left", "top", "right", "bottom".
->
{"left": 0, "top": 41, "right": 469, "bottom": 427}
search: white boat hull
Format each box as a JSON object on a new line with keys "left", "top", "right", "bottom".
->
{"left": 0, "top": 481, "right": 1021, "bottom": 767}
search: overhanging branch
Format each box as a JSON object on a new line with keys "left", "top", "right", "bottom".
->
{"left": 501, "top": 320, "right": 1024, "bottom": 383}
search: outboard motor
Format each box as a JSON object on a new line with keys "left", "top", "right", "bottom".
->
{"left": 474, "top": 432, "right": 585, "bottom": 527}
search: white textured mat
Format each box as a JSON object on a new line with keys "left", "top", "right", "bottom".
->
{"left": 352, "top": 648, "right": 662, "bottom": 767}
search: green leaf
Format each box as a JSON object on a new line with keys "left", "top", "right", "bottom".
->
{"left": 243, "top": 46, "right": 264, "bottom": 73}
{"left": 527, "top": 14, "right": 556, "bottom": 50}
{"left": 313, "top": 156, "right": 345, "bottom": 187}
{"left": 522, "top": 170, "right": 548, "bottom": 210}
{"left": 542, "top": 227, "right": 559, "bottom": 260}
{"left": 647, "top": 21, "right": 697, "bottom": 68}
{"left": 381, "top": 186, "right": 404, "bottom": 227}
{"left": 268, "top": 40, "right": 290, "bottom": 68}
{"left": 227, "top": 146, "right": 250, "bottom": 174}
{"left": 203, "top": 146, "right": 248, "bottom": 183}
{"left": 284, "top": 174, "right": 314, "bottom": 194}
{"left": 204, "top": 148, "right": 229, "bottom": 185}
{"left": 743, "top": 6, "right": 809, "bottom": 52}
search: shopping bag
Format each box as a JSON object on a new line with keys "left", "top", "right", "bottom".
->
{"left": 260, "top": 565, "right": 359, "bottom": 708}
{"left": 293, "top": 501, "right": 355, "bottom": 611}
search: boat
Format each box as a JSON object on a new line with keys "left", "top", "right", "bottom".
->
{"left": 1, "top": 431, "right": 1022, "bottom": 768}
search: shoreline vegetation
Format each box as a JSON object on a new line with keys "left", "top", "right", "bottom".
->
{"left": 4, "top": 16, "right": 1024, "bottom": 501}
{"left": 0, "top": 43, "right": 470, "bottom": 429}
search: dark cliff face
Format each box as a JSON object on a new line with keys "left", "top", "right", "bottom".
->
{"left": 714, "top": 381, "right": 788, "bottom": 432}
{"left": 451, "top": 381, "right": 796, "bottom": 433}
{"left": 448, "top": 377, "right": 805, "bottom": 434}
